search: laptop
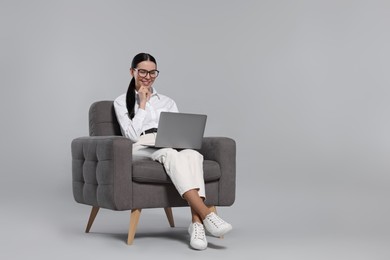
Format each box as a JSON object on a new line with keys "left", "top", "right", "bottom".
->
{"left": 147, "top": 112, "right": 207, "bottom": 149}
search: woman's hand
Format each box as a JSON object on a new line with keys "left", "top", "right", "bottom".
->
{"left": 138, "top": 85, "right": 152, "bottom": 109}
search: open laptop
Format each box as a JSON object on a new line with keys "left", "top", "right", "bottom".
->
{"left": 146, "top": 112, "right": 207, "bottom": 149}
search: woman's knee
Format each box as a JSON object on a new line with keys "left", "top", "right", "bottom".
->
{"left": 151, "top": 148, "right": 178, "bottom": 162}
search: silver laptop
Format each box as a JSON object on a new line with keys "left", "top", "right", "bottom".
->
{"left": 150, "top": 112, "right": 207, "bottom": 149}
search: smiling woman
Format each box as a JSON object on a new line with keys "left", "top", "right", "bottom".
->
{"left": 112, "top": 53, "right": 233, "bottom": 250}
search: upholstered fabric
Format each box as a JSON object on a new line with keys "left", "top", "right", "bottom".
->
{"left": 72, "top": 136, "right": 133, "bottom": 210}
{"left": 89, "top": 100, "right": 121, "bottom": 136}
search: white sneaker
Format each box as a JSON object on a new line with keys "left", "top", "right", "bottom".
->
{"left": 188, "top": 222, "right": 207, "bottom": 250}
{"left": 203, "top": 212, "right": 232, "bottom": 237}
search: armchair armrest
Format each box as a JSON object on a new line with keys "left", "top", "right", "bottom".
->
{"left": 199, "top": 137, "right": 236, "bottom": 206}
{"left": 71, "top": 136, "right": 134, "bottom": 210}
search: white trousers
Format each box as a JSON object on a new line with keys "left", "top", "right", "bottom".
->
{"left": 133, "top": 133, "right": 206, "bottom": 198}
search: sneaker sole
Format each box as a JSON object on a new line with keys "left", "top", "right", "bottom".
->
{"left": 205, "top": 225, "right": 232, "bottom": 237}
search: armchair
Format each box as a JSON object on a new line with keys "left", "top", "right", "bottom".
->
{"left": 71, "top": 101, "right": 236, "bottom": 244}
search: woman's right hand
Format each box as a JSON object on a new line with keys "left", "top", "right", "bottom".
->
{"left": 138, "top": 85, "right": 151, "bottom": 109}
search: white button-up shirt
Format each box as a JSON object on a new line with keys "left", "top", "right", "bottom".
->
{"left": 114, "top": 88, "right": 179, "bottom": 142}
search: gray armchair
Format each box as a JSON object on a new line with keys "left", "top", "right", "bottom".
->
{"left": 71, "top": 101, "right": 236, "bottom": 244}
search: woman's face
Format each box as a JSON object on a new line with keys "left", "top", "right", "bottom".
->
{"left": 131, "top": 60, "right": 157, "bottom": 91}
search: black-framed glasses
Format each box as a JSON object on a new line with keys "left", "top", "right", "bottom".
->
{"left": 134, "top": 68, "right": 160, "bottom": 78}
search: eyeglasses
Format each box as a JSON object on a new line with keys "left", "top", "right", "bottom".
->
{"left": 134, "top": 68, "right": 160, "bottom": 78}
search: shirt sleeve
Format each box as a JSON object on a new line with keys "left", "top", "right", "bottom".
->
{"left": 113, "top": 94, "right": 144, "bottom": 142}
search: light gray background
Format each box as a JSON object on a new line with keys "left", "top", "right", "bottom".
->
{"left": 1, "top": 0, "right": 389, "bottom": 259}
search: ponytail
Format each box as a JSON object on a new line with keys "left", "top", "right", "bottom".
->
{"left": 126, "top": 77, "right": 136, "bottom": 119}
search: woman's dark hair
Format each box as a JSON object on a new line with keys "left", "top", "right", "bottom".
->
{"left": 126, "top": 53, "right": 157, "bottom": 119}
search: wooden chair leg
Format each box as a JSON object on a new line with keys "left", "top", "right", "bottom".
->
{"left": 127, "top": 209, "right": 142, "bottom": 245}
{"left": 85, "top": 206, "right": 99, "bottom": 233}
{"left": 164, "top": 207, "right": 175, "bottom": 227}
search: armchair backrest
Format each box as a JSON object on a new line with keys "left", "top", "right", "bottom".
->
{"left": 89, "top": 101, "right": 121, "bottom": 136}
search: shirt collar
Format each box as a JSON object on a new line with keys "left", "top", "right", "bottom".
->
{"left": 151, "top": 87, "right": 160, "bottom": 99}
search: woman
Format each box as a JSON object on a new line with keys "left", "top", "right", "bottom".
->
{"left": 114, "top": 53, "right": 232, "bottom": 250}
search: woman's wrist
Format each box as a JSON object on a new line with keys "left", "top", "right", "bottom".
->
{"left": 139, "top": 102, "right": 146, "bottom": 110}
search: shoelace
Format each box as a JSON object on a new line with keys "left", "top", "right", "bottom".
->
{"left": 193, "top": 223, "right": 205, "bottom": 240}
{"left": 206, "top": 213, "right": 225, "bottom": 227}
